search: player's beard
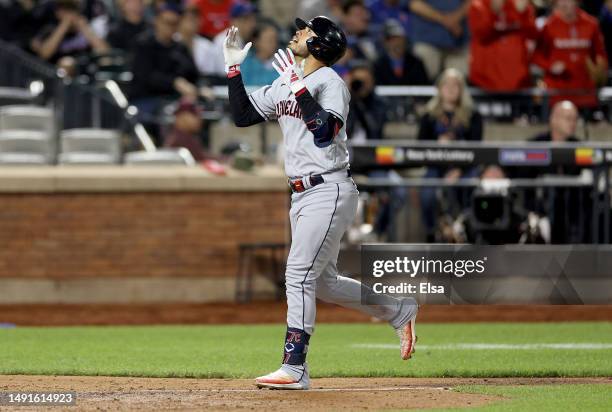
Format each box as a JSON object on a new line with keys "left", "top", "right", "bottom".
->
{"left": 288, "top": 39, "right": 309, "bottom": 58}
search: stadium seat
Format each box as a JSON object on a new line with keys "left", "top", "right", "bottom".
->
{"left": 0, "top": 87, "right": 40, "bottom": 107}
{"left": 124, "top": 148, "right": 196, "bottom": 166}
{"left": 59, "top": 128, "right": 121, "bottom": 165}
{"left": 0, "top": 105, "right": 54, "bottom": 132}
{"left": 0, "top": 130, "right": 54, "bottom": 164}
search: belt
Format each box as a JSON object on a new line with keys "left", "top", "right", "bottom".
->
{"left": 288, "top": 169, "right": 352, "bottom": 193}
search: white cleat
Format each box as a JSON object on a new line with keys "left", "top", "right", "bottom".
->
{"left": 255, "top": 365, "right": 310, "bottom": 390}
{"left": 396, "top": 314, "right": 417, "bottom": 360}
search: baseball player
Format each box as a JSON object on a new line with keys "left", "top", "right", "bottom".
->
{"left": 224, "top": 16, "right": 418, "bottom": 390}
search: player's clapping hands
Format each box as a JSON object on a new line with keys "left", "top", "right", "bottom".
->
{"left": 223, "top": 26, "right": 252, "bottom": 70}
{"left": 272, "top": 48, "right": 306, "bottom": 95}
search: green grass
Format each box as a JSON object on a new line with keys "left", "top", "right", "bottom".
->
{"left": 432, "top": 384, "right": 612, "bottom": 411}
{"left": 0, "top": 322, "right": 611, "bottom": 378}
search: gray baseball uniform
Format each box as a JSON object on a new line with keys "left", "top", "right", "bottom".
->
{"left": 249, "top": 67, "right": 415, "bottom": 337}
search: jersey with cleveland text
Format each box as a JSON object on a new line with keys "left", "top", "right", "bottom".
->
{"left": 248, "top": 66, "right": 350, "bottom": 178}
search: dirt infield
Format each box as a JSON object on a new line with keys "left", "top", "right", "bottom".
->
{"left": 1, "top": 375, "right": 610, "bottom": 411}
{"left": 1, "top": 302, "right": 611, "bottom": 326}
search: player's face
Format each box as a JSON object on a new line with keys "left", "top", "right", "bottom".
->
{"left": 288, "top": 27, "right": 315, "bottom": 57}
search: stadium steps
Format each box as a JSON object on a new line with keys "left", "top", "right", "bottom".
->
{"left": 59, "top": 128, "right": 121, "bottom": 165}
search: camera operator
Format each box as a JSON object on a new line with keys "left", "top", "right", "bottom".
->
{"left": 346, "top": 61, "right": 404, "bottom": 240}
{"left": 346, "top": 61, "right": 387, "bottom": 142}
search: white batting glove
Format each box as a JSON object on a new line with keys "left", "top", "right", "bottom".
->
{"left": 272, "top": 48, "right": 306, "bottom": 95}
{"left": 223, "top": 26, "right": 252, "bottom": 76}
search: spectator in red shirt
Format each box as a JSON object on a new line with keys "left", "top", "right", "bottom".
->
{"left": 533, "top": 0, "right": 608, "bottom": 108}
{"left": 164, "top": 99, "right": 208, "bottom": 161}
{"left": 193, "top": 0, "right": 233, "bottom": 39}
{"left": 468, "top": 0, "right": 537, "bottom": 91}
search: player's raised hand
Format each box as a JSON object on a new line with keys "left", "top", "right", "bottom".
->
{"left": 272, "top": 48, "right": 306, "bottom": 95}
{"left": 223, "top": 26, "right": 252, "bottom": 71}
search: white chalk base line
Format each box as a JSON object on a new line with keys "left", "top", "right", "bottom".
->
{"left": 352, "top": 343, "right": 612, "bottom": 350}
{"left": 79, "top": 386, "right": 449, "bottom": 396}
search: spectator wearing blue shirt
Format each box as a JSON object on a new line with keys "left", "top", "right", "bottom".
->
{"left": 367, "top": 0, "right": 411, "bottom": 39}
{"left": 240, "top": 22, "right": 279, "bottom": 86}
{"left": 341, "top": 0, "right": 379, "bottom": 61}
{"left": 409, "top": 0, "right": 469, "bottom": 80}
{"left": 374, "top": 19, "right": 429, "bottom": 85}
{"left": 600, "top": 0, "right": 612, "bottom": 68}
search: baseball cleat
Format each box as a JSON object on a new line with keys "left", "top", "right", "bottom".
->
{"left": 255, "top": 365, "right": 310, "bottom": 390}
{"left": 396, "top": 315, "right": 417, "bottom": 360}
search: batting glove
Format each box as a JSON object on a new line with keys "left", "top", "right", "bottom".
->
{"left": 223, "top": 26, "right": 252, "bottom": 78}
{"left": 272, "top": 48, "right": 306, "bottom": 96}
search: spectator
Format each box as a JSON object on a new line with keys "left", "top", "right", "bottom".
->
{"left": 342, "top": 0, "right": 378, "bottom": 61}
{"left": 345, "top": 61, "right": 402, "bottom": 239}
{"left": 129, "top": 2, "right": 199, "bottom": 126}
{"left": 533, "top": 0, "right": 608, "bottom": 109}
{"left": 106, "top": 0, "right": 149, "bottom": 51}
{"left": 417, "top": 68, "right": 483, "bottom": 241}
{"left": 82, "top": 0, "right": 109, "bottom": 21}
{"left": 192, "top": 0, "right": 233, "bottom": 39}
{"left": 532, "top": 100, "right": 580, "bottom": 143}
{"left": 298, "top": 0, "right": 343, "bottom": 22}
{"left": 164, "top": 98, "right": 208, "bottom": 161}
{"left": 210, "top": 2, "right": 258, "bottom": 75}
{"left": 88, "top": 0, "right": 113, "bottom": 40}
{"left": 600, "top": 0, "right": 612, "bottom": 68}
{"left": 178, "top": 1, "right": 216, "bottom": 75}
{"left": 1, "top": 0, "right": 40, "bottom": 49}
{"left": 521, "top": 101, "right": 587, "bottom": 243}
{"left": 332, "top": 42, "right": 356, "bottom": 78}
{"left": 468, "top": 0, "right": 537, "bottom": 91}
{"left": 409, "top": 0, "right": 469, "bottom": 80}
{"left": 30, "top": 0, "right": 109, "bottom": 69}
{"left": 346, "top": 61, "right": 387, "bottom": 141}
{"left": 258, "top": 0, "right": 307, "bottom": 28}
{"left": 240, "top": 22, "right": 279, "bottom": 86}
{"left": 373, "top": 19, "right": 429, "bottom": 85}
{"left": 367, "top": 0, "right": 411, "bottom": 38}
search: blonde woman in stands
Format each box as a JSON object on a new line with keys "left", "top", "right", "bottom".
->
{"left": 417, "top": 68, "right": 482, "bottom": 242}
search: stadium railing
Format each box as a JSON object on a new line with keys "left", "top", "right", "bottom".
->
{"left": 0, "top": 40, "right": 156, "bottom": 156}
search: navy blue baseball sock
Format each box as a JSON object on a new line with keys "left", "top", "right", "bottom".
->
{"left": 282, "top": 327, "right": 310, "bottom": 367}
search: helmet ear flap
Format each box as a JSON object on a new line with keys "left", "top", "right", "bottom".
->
{"left": 306, "top": 36, "right": 331, "bottom": 65}
{"left": 305, "top": 36, "right": 319, "bottom": 54}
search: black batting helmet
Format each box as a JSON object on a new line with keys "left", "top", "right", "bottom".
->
{"left": 295, "top": 16, "right": 347, "bottom": 66}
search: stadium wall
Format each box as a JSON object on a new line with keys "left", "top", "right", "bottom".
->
{"left": 0, "top": 166, "right": 289, "bottom": 303}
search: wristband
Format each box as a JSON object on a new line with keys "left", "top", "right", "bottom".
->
{"left": 290, "top": 79, "right": 307, "bottom": 96}
{"left": 227, "top": 64, "right": 241, "bottom": 79}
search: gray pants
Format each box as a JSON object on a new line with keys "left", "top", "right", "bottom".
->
{"left": 285, "top": 178, "right": 407, "bottom": 335}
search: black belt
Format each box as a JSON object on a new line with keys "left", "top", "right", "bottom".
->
{"left": 288, "top": 169, "right": 351, "bottom": 193}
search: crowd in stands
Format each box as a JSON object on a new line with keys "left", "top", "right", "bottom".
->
{"left": 2, "top": 0, "right": 612, "bottom": 118}
{"left": 1, "top": 0, "right": 611, "bottom": 243}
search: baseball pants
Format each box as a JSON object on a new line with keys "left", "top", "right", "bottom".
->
{"left": 285, "top": 177, "right": 409, "bottom": 335}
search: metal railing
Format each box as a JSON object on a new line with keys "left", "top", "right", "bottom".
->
{"left": 0, "top": 40, "right": 155, "bottom": 154}
{"left": 210, "top": 84, "right": 612, "bottom": 122}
